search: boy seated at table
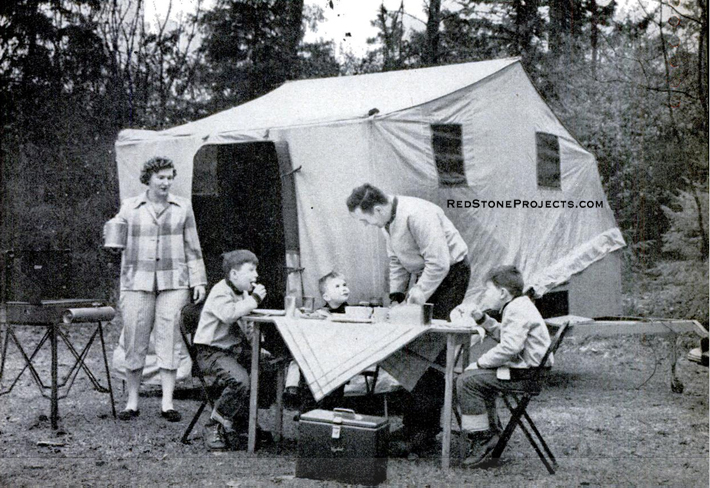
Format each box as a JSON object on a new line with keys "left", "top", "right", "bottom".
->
{"left": 285, "top": 270, "right": 350, "bottom": 409}
{"left": 193, "top": 249, "right": 267, "bottom": 451}
{"left": 452, "top": 265, "right": 552, "bottom": 467}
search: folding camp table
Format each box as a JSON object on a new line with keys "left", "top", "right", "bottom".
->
{"left": 0, "top": 299, "right": 116, "bottom": 429}
{"left": 246, "top": 314, "right": 473, "bottom": 471}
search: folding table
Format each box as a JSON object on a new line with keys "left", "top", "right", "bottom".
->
{"left": 0, "top": 299, "right": 116, "bottom": 429}
{"left": 246, "top": 314, "right": 473, "bottom": 471}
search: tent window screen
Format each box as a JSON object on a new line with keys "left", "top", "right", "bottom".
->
{"left": 536, "top": 132, "right": 561, "bottom": 189}
{"left": 431, "top": 124, "right": 466, "bottom": 187}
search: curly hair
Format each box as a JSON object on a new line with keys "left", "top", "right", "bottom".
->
{"left": 346, "top": 183, "right": 388, "bottom": 213}
{"left": 140, "top": 157, "right": 177, "bottom": 185}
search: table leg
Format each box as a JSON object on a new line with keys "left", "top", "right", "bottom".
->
{"left": 441, "top": 334, "right": 456, "bottom": 471}
{"left": 0, "top": 322, "right": 9, "bottom": 382}
{"left": 51, "top": 322, "right": 58, "bottom": 430}
{"left": 98, "top": 322, "right": 116, "bottom": 418}
{"left": 248, "top": 322, "right": 261, "bottom": 453}
{"left": 274, "top": 361, "right": 284, "bottom": 443}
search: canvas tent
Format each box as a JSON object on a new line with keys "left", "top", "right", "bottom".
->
{"left": 115, "top": 57, "right": 625, "bottom": 319}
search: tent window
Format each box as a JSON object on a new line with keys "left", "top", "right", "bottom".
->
{"left": 536, "top": 132, "right": 561, "bottom": 189}
{"left": 431, "top": 124, "right": 467, "bottom": 187}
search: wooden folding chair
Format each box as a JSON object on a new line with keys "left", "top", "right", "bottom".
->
{"left": 178, "top": 302, "right": 218, "bottom": 444}
{"left": 489, "top": 321, "right": 571, "bottom": 474}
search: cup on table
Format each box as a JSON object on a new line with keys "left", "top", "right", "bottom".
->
{"left": 372, "top": 307, "right": 389, "bottom": 323}
{"left": 301, "top": 296, "right": 315, "bottom": 313}
{"left": 285, "top": 295, "right": 297, "bottom": 318}
{"left": 422, "top": 303, "right": 433, "bottom": 325}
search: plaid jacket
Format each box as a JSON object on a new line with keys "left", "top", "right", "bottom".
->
{"left": 115, "top": 191, "right": 207, "bottom": 292}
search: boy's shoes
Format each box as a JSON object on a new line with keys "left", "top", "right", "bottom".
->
{"left": 117, "top": 409, "right": 140, "bottom": 421}
{"left": 688, "top": 337, "right": 709, "bottom": 367}
{"left": 203, "top": 422, "right": 228, "bottom": 451}
{"left": 462, "top": 431, "right": 500, "bottom": 467}
{"left": 283, "top": 387, "right": 301, "bottom": 410}
{"left": 224, "top": 428, "right": 274, "bottom": 451}
{"left": 388, "top": 429, "right": 437, "bottom": 458}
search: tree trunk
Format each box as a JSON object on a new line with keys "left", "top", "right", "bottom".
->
{"left": 280, "top": 0, "right": 303, "bottom": 79}
{"left": 514, "top": 0, "right": 538, "bottom": 60}
{"left": 424, "top": 0, "right": 441, "bottom": 66}
{"left": 590, "top": 0, "right": 598, "bottom": 78}
{"left": 692, "top": 188, "right": 708, "bottom": 260}
{"left": 698, "top": 0, "right": 709, "bottom": 129}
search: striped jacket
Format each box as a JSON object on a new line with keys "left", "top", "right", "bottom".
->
{"left": 114, "top": 191, "right": 207, "bottom": 292}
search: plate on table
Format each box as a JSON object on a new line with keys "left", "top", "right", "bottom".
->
{"left": 299, "top": 312, "right": 327, "bottom": 320}
{"left": 252, "top": 309, "right": 286, "bottom": 316}
{"left": 330, "top": 315, "right": 374, "bottom": 324}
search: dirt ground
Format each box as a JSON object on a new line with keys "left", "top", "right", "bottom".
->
{"left": 0, "top": 323, "right": 707, "bottom": 487}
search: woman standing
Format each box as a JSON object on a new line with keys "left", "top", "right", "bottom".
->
{"left": 111, "top": 156, "right": 206, "bottom": 421}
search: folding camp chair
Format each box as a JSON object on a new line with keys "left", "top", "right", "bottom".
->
{"left": 489, "top": 321, "right": 571, "bottom": 474}
{"left": 178, "top": 302, "right": 216, "bottom": 444}
{"left": 179, "top": 303, "right": 288, "bottom": 444}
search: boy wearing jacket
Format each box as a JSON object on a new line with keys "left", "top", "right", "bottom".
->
{"left": 453, "top": 265, "right": 552, "bottom": 467}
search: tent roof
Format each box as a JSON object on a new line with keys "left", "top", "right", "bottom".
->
{"left": 156, "top": 57, "right": 520, "bottom": 138}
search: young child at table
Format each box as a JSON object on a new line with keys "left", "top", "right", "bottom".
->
{"left": 284, "top": 270, "right": 350, "bottom": 409}
{"left": 193, "top": 249, "right": 266, "bottom": 451}
{"left": 317, "top": 270, "right": 350, "bottom": 314}
{"left": 453, "top": 265, "right": 552, "bottom": 467}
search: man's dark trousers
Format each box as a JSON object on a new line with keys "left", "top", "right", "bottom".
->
{"left": 402, "top": 259, "right": 470, "bottom": 443}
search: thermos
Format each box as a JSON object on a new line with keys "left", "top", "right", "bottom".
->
{"left": 103, "top": 218, "right": 127, "bottom": 249}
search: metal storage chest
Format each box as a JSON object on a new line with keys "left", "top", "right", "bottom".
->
{"left": 296, "top": 408, "right": 389, "bottom": 485}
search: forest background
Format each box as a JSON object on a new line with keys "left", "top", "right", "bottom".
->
{"left": 0, "top": 0, "right": 707, "bottom": 323}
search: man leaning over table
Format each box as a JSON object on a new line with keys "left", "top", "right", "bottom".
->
{"left": 346, "top": 183, "right": 471, "bottom": 457}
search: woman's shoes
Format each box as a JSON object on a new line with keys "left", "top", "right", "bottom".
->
{"left": 161, "top": 409, "right": 182, "bottom": 422}
{"left": 118, "top": 409, "right": 140, "bottom": 421}
{"left": 119, "top": 408, "right": 181, "bottom": 422}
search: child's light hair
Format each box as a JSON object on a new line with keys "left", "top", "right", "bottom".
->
{"left": 318, "top": 271, "right": 345, "bottom": 296}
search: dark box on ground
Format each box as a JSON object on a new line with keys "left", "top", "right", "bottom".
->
{"left": 296, "top": 408, "right": 389, "bottom": 485}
